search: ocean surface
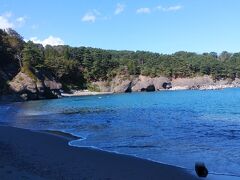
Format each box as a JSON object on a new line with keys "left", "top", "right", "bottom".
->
{"left": 1, "top": 89, "right": 240, "bottom": 176}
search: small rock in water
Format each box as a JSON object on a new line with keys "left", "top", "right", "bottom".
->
{"left": 195, "top": 162, "right": 208, "bottom": 178}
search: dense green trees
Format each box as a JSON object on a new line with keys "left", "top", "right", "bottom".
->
{"left": 22, "top": 41, "right": 44, "bottom": 69}
{"left": 2, "top": 29, "right": 240, "bottom": 91}
{"left": 0, "top": 29, "right": 23, "bottom": 70}
{"left": 43, "top": 45, "right": 84, "bottom": 89}
{"left": 0, "top": 29, "right": 24, "bottom": 94}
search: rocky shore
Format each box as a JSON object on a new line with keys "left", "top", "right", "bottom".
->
{"left": 2, "top": 73, "right": 240, "bottom": 101}
{"left": 0, "top": 71, "right": 62, "bottom": 102}
{"left": 61, "top": 90, "right": 112, "bottom": 97}
{"left": 92, "top": 75, "right": 240, "bottom": 93}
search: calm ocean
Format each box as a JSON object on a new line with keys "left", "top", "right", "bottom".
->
{"left": 1, "top": 88, "right": 240, "bottom": 176}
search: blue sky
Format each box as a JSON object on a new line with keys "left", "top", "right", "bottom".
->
{"left": 0, "top": 0, "right": 240, "bottom": 54}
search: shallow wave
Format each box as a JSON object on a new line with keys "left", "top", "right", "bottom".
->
{"left": 22, "top": 107, "right": 114, "bottom": 116}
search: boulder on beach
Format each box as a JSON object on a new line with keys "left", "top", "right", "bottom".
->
{"left": 141, "top": 85, "right": 155, "bottom": 92}
{"left": 195, "top": 162, "right": 208, "bottom": 178}
{"left": 162, "top": 82, "right": 172, "bottom": 89}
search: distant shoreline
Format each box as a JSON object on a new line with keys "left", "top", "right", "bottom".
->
{"left": 0, "top": 84, "right": 239, "bottom": 102}
{"left": 61, "top": 90, "right": 113, "bottom": 97}
{"left": 170, "top": 84, "right": 237, "bottom": 91}
{"left": 61, "top": 85, "right": 239, "bottom": 97}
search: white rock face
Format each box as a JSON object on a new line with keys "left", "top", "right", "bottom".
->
{"left": 232, "top": 78, "right": 240, "bottom": 86}
{"left": 93, "top": 75, "right": 170, "bottom": 93}
{"left": 153, "top": 77, "right": 171, "bottom": 90}
{"left": 111, "top": 78, "right": 132, "bottom": 93}
{"left": 171, "top": 76, "right": 215, "bottom": 90}
{"left": 90, "top": 75, "right": 240, "bottom": 93}
{"left": 131, "top": 75, "right": 170, "bottom": 92}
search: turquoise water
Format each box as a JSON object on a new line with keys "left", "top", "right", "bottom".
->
{"left": 1, "top": 89, "right": 240, "bottom": 176}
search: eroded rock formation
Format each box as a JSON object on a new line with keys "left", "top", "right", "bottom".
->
{"left": 8, "top": 71, "right": 62, "bottom": 101}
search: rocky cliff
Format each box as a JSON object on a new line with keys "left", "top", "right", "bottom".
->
{"left": 91, "top": 75, "right": 240, "bottom": 93}
{"left": 0, "top": 71, "right": 62, "bottom": 102}
{"left": 2, "top": 72, "right": 240, "bottom": 102}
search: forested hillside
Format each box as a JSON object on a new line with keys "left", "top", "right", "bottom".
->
{"left": 0, "top": 29, "right": 23, "bottom": 94}
{"left": 1, "top": 28, "right": 240, "bottom": 95}
{"left": 22, "top": 41, "right": 240, "bottom": 86}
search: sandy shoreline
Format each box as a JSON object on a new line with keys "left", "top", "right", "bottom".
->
{"left": 61, "top": 90, "right": 113, "bottom": 97}
{"left": 0, "top": 126, "right": 239, "bottom": 179}
{"left": 0, "top": 125, "right": 200, "bottom": 180}
{"left": 61, "top": 86, "right": 240, "bottom": 98}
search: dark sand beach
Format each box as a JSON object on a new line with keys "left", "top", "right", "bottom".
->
{"left": 0, "top": 125, "right": 200, "bottom": 180}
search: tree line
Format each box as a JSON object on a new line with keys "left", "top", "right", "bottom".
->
{"left": 1, "top": 28, "right": 240, "bottom": 90}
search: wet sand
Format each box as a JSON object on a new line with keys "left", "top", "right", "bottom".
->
{"left": 0, "top": 125, "right": 199, "bottom": 180}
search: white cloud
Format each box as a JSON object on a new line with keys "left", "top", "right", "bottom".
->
{"left": 81, "top": 10, "right": 107, "bottom": 23}
{"left": 16, "top": 17, "right": 25, "bottom": 23}
{"left": 0, "top": 15, "right": 14, "bottom": 29}
{"left": 136, "top": 8, "right": 151, "bottom": 14}
{"left": 30, "top": 36, "right": 65, "bottom": 47}
{"left": 82, "top": 12, "right": 96, "bottom": 23}
{"left": 81, "top": 9, "right": 113, "bottom": 23}
{"left": 157, "top": 5, "right": 182, "bottom": 12}
{"left": 0, "top": 12, "right": 28, "bottom": 29}
{"left": 115, "top": 3, "right": 125, "bottom": 15}
{"left": 16, "top": 16, "right": 26, "bottom": 27}
{"left": 167, "top": 5, "right": 182, "bottom": 11}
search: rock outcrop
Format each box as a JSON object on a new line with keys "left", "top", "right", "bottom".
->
{"left": 232, "top": 78, "right": 240, "bottom": 86}
{"left": 5, "top": 72, "right": 240, "bottom": 102}
{"left": 92, "top": 76, "right": 136, "bottom": 93}
{"left": 171, "top": 76, "right": 214, "bottom": 90}
{"left": 92, "top": 75, "right": 171, "bottom": 93}
{"left": 153, "top": 77, "right": 172, "bottom": 90}
{"left": 111, "top": 76, "right": 133, "bottom": 93}
{"left": 131, "top": 76, "right": 154, "bottom": 92}
{"left": 131, "top": 76, "right": 171, "bottom": 92}
{"left": 8, "top": 71, "right": 62, "bottom": 101}
{"left": 91, "top": 75, "right": 240, "bottom": 94}
{"left": 9, "top": 72, "right": 38, "bottom": 100}
{"left": 199, "top": 78, "right": 233, "bottom": 90}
